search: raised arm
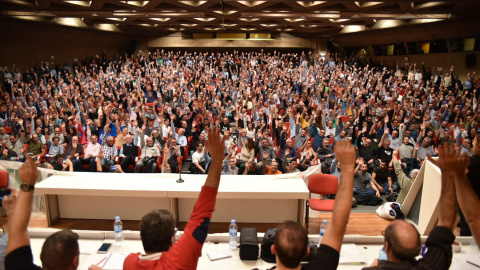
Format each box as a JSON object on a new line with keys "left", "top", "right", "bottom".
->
{"left": 6, "top": 154, "right": 39, "bottom": 255}
{"left": 204, "top": 127, "right": 226, "bottom": 189}
{"left": 426, "top": 143, "right": 458, "bottom": 230}
{"left": 321, "top": 140, "right": 356, "bottom": 252}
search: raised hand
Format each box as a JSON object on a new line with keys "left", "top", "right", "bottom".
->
{"left": 18, "top": 154, "right": 39, "bottom": 186}
{"left": 427, "top": 143, "right": 467, "bottom": 176}
{"left": 334, "top": 140, "right": 356, "bottom": 170}
{"left": 205, "top": 126, "right": 225, "bottom": 162}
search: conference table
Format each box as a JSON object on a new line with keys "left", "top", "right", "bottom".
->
{"left": 23, "top": 228, "right": 479, "bottom": 270}
{"left": 34, "top": 172, "right": 309, "bottom": 226}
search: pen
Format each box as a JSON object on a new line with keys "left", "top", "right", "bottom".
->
{"left": 96, "top": 256, "right": 107, "bottom": 266}
{"left": 466, "top": 261, "right": 480, "bottom": 268}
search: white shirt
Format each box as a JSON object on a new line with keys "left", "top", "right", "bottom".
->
{"left": 192, "top": 149, "right": 205, "bottom": 164}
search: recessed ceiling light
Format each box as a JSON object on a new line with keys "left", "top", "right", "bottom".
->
{"left": 239, "top": 18, "right": 260, "bottom": 22}
{"left": 194, "top": 17, "right": 215, "bottom": 22}
{"left": 178, "top": 1, "right": 207, "bottom": 7}
{"left": 284, "top": 18, "right": 305, "bottom": 22}
{"left": 150, "top": 18, "right": 170, "bottom": 22}
{"left": 212, "top": 10, "right": 238, "bottom": 15}
{"left": 237, "top": 1, "right": 266, "bottom": 7}
{"left": 63, "top": 1, "right": 92, "bottom": 7}
{"left": 107, "top": 17, "right": 127, "bottom": 21}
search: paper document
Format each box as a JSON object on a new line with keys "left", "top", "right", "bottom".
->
{"left": 81, "top": 253, "right": 111, "bottom": 270}
{"left": 339, "top": 244, "right": 367, "bottom": 264}
{"left": 207, "top": 249, "right": 232, "bottom": 261}
{"left": 80, "top": 242, "right": 103, "bottom": 254}
{"left": 453, "top": 251, "right": 480, "bottom": 269}
{"left": 103, "top": 253, "right": 129, "bottom": 270}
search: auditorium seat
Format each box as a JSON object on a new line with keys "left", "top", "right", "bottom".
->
{"left": 305, "top": 174, "right": 338, "bottom": 230}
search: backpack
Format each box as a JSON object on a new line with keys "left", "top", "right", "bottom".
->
{"left": 354, "top": 194, "right": 384, "bottom": 206}
{"left": 260, "top": 228, "right": 276, "bottom": 263}
{"left": 386, "top": 192, "right": 399, "bottom": 202}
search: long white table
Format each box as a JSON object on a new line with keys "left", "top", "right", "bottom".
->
{"left": 34, "top": 173, "right": 174, "bottom": 225}
{"left": 168, "top": 175, "right": 308, "bottom": 223}
{"left": 35, "top": 172, "right": 309, "bottom": 226}
{"left": 23, "top": 228, "right": 479, "bottom": 270}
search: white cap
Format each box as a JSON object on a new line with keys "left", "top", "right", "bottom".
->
{"left": 231, "top": 219, "right": 236, "bottom": 224}
{"left": 115, "top": 216, "right": 121, "bottom": 221}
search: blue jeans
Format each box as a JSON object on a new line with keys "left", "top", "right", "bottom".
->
{"left": 353, "top": 188, "right": 376, "bottom": 196}
{"left": 378, "top": 181, "right": 397, "bottom": 195}
{"left": 101, "top": 158, "right": 115, "bottom": 171}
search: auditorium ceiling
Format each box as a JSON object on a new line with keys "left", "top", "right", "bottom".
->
{"left": 1, "top": 0, "right": 479, "bottom": 37}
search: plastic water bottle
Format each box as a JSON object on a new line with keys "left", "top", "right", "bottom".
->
{"left": 318, "top": 220, "right": 327, "bottom": 246}
{"left": 318, "top": 220, "right": 328, "bottom": 246}
{"left": 114, "top": 216, "right": 124, "bottom": 246}
{"left": 229, "top": 219, "right": 238, "bottom": 249}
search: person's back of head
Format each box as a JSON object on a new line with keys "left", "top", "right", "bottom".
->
{"left": 274, "top": 220, "right": 308, "bottom": 269}
{"left": 384, "top": 220, "right": 421, "bottom": 261}
{"left": 40, "top": 229, "right": 79, "bottom": 270}
{"left": 140, "top": 209, "right": 176, "bottom": 253}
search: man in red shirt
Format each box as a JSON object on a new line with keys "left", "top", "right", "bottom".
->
{"left": 123, "top": 126, "right": 225, "bottom": 270}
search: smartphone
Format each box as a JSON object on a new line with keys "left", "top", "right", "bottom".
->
{"left": 97, "top": 243, "right": 112, "bottom": 254}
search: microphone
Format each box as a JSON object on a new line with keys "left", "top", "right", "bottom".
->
{"left": 176, "top": 159, "right": 184, "bottom": 183}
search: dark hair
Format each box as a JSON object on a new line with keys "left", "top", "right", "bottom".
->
{"left": 41, "top": 230, "right": 79, "bottom": 270}
{"left": 385, "top": 222, "right": 421, "bottom": 261}
{"left": 140, "top": 209, "right": 176, "bottom": 253}
{"left": 196, "top": 141, "right": 203, "bottom": 147}
{"left": 246, "top": 138, "right": 254, "bottom": 151}
{"left": 274, "top": 220, "right": 308, "bottom": 269}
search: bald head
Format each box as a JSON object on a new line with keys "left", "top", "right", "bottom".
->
{"left": 385, "top": 220, "right": 421, "bottom": 261}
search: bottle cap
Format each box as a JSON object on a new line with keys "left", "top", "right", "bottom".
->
{"left": 322, "top": 220, "right": 327, "bottom": 224}
{"left": 115, "top": 216, "right": 121, "bottom": 221}
{"left": 231, "top": 219, "right": 236, "bottom": 224}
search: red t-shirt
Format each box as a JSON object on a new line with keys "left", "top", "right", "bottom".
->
{"left": 123, "top": 186, "right": 218, "bottom": 270}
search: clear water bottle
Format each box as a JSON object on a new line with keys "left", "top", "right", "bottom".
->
{"left": 229, "top": 219, "right": 238, "bottom": 249}
{"left": 318, "top": 220, "right": 327, "bottom": 246}
{"left": 114, "top": 216, "right": 124, "bottom": 246}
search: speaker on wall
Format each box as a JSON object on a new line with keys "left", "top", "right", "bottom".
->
{"left": 466, "top": 53, "right": 476, "bottom": 67}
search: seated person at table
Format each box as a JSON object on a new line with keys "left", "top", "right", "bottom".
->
{"left": 271, "top": 140, "right": 356, "bottom": 270}
{"left": 123, "top": 127, "right": 225, "bottom": 270}
{"left": 363, "top": 143, "right": 459, "bottom": 269}
{"left": 5, "top": 154, "right": 81, "bottom": 270}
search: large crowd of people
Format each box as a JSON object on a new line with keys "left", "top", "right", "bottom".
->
{"left": 1, "top": 49, "right": 480, "bottom": 192}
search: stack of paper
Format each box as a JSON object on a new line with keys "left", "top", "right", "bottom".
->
{"left": 207, "top": 249, "right": 232, "bottom": 261}
{"left": 339, "top": 244, "right": 367, "bottom": 265}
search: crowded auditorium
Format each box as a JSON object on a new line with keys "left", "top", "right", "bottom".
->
{"left": 0, "top": 0, "right": 480, "bottom": 269}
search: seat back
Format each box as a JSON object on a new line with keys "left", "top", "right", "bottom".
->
{"left": 308, "top": 174, "right": 338, "bottom": 195}
{"left": 0, "top": 170, "right": 8, "bottom": 189}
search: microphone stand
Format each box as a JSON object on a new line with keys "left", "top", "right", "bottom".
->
{"left": 176, "top": 166, "right": 184, "bottom": 183}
